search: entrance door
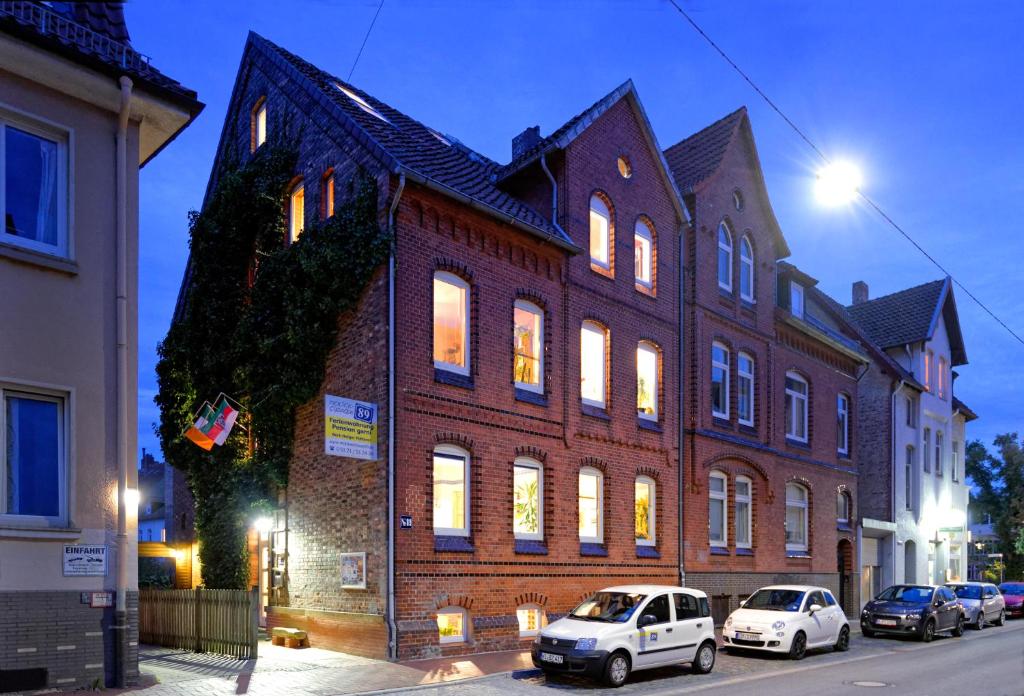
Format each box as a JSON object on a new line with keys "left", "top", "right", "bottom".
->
{"left": 837, "top": 539, "right": 853, "bottom": 615}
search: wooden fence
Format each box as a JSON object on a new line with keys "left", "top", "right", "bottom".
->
{"left": 139, "top": 587, "right": 259, "bottom": 659}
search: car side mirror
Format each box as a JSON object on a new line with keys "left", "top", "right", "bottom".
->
{"left": 637, "top": 614, "right": 658, "bottom": 628}
{"left": 934, "top": 599, "right": 944, "bottom": 607}
{"left": 739, "top": 600, "right": 747, "bottom": 608}
{"left": 808, "top": 603, "right": 823, "bottom": 614}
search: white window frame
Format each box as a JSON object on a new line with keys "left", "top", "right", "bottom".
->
{"left": 924, "top": 350, "right": 934, "bottom": 392}
{"left": 709, "top": 471, "right": 727, "bottom": 548}
{"left": 516, "top": 603, "right": 545, "bottom": 638}
{"left": 0, "top": 384, "right": 69, "bottom": 527}
{"left": 785, "top": 372, "right": 809, "bottom": 443}
{"left": 952, "top": 441, "right": 960, "bottom": 482}
{"left": 737, "top": 352, "right": 754, "bottom": 427}
{"left": 935, "top": 431, "right": 943, "bottom": 477}
{"left": 512, "top": 457, "right": 543, "bottom": 541}
{"left": 580, "top": 321, "right": 607, "bottom": 409}
{"left": 739, "top": 236, "right": 755, "bottom": 302}
{"left": 254, "top": 99, "right": 267, "bottom": 149}
{"left": 711, "top": 342, "right": 730, "bottom": 419}
{"left": 735, "top": 475, "right": 752, "bottom": 549}
{"left": 288, "top": 181, "right": 304, "bottom": 243}
{"left": 717, "top": 222, "right": 733, "bottom": 291}
{"left": 433, "top": 271, "right": 471, "bottom": 376}
{"left": 578, "top": 467, "right": 604, "bottom": 543}
{"left": 432, "top": 445, "right": 470, "bottom": 537}
{"left": 589, "top": 195, "right": 611, "bottom": 270}
{"left": 938, "top": 356, "right": 948, "bottom": 399}
{"left": 635, "top": 476, "right": 656, "bottom": 546}
{"left": 790, "top": 281, "right": 805, "bottom": 319}
{"left": 436, "top": 606, "right": 467, "bottom": 644}
{"left": 513, "top": 300, "right": 544, "bottom": 393}
{"left": 906, "top": 395, "right": 916, "bottom": 428}
{"left": 837, "top": 393, "right": 850, "bottom": 455}
{"left": 636, "top": 341, "right": 659, "bottom": 421}
{"left": 905, "top": 446, "right": 915, "bottom": 511}
{"left": 837, "top": 490, "right": 849, "bottom": 526}
{"left": 923, "top": 428, "right": 931, "bottom": 473}
{"left": 634, "top": 218, "right": 653, "bottom": 289}
{"left": 785, "top": 483, "right": 809, "bottom": 552}
{"left": 0, "top": 110, "right": 71, "bottom": 258}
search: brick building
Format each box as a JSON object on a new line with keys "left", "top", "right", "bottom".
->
{"left": 663, "top": 109, "right": 867, "bottom": 620}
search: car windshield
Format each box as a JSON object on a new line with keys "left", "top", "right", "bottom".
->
{"left": 999, "top": 583, "right": 1024, "bottom": 595}
{"left": 571, "top": 592, "right": 647, "bottom": 623}
{"left": 876, "top": 585, "right": 933, "bottom": 603}
{"left": 947, "top": 584, "right": 981, "bottom": 600}
{"left": 743, "top": 589, "right": 806, "bottom": 612}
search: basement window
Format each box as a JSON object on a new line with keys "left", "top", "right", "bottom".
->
{"left": 437, "top": 607, "right": 466, "bottom": 644}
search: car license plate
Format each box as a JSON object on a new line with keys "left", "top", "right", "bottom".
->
{"left": 540, "top": 652, "right": 564, "bottom": 664}
{"left": 736, "top": 631, "right": 760, "bottom": 641}
{"left": 876, "top": 618, "right": 897, "bottom": 626}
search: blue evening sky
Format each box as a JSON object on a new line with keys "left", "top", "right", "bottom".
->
{"left": 127, "top": 1, "right": 1023, "bottom": 462}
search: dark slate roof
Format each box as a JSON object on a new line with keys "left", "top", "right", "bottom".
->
{"left": 952, "top": 397, "right": 978, "bottom": 421}
{"left": 49, "top": 1, "right": 129, "bottom": 43}
{"left": 663, "top": 107, "right": 745, "bottom": 193}
{"left": 253, "top": 34, "right": 575, "bottom": 250}
{"left": 845, "top": 279, "right": 946, "bottom": 349}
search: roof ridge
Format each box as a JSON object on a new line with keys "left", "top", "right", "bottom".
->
{"left": 845, "top": 277, "right": 947, "bottom": 310}
{"left": 664, "top": 105, "right": 746, "bottom": 157}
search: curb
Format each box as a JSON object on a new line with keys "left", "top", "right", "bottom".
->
{"left": 510, "top": 667, "right": 542, "bottom": 679}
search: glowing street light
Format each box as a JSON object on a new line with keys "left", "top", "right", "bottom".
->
{"left": 815, "top": 160, "right": 862, "bottom": 206}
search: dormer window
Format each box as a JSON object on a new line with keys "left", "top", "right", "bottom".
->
{"left": 334, "top": 83, "right": 390, "bottom": 124}
{"left": 790, "top": 281, "right": 805, "bottom": 319}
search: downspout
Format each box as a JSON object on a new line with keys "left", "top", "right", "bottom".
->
{"left": 678, "top": 222, "right": 688, "bottom": 587}
{"left": 386, "top": 172, "right": 405, "bottom": 660}
{"left": 114, "top": 75, "right": 133, "bottom": 689}
{"left": 892, "top": 379, "right": 906, "bottom": 586}
{"left": 539, "top": 153, "right": 567, "bottom": 237}
{"left": 539, "top": 153, "right": 571, "bottom": 447}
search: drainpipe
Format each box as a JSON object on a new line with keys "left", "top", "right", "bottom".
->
{"left": 539, "top": 153, "right": 567, "bottom": 237}
{"left": 539, "top": 153, "right": 571, "bottom": 448}
{"left": 386, "top": 172, "right": 405, "bottom": 660}
{"left": 891, "top": 379, "right": 906, "bottom": 586}
{"left": 114, "top": 75, "right": 133, "bottom": 689}
{"left": 677, "top": 223, "right": 688, "bottom": 587}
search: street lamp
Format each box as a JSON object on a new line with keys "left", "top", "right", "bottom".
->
{"left": 815, "top": 160, "right": 862, "bottom": 206}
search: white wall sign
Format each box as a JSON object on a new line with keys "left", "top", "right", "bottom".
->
{"left": 325, "top": 395, "right": 378, "bottom": 460}
{"left": 63, "top": 545, "right": 107, "bottom": 576}
{"left": 340, "top": 551, "right": 367, "bottom": 589}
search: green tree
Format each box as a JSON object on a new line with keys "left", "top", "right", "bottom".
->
{"left": 966, "top": 434, "right": 1024, "bottom": 580}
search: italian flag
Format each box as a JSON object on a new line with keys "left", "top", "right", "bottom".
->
{"left": 185, "top": 402, "right": 217, "bottom": 451}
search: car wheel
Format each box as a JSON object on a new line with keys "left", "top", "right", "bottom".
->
{"left": 975, "top": 610, "right": 985, "bottom": 630}
{"left": 995, "top": 610, "right": 1005, "bottom": 626}
{"left": 951, "top": 614, "right": 964, "bottom": 637}
{"left": 789, "top": 631, "right": 807, "bottom": 660}
{"left": 604, "top": 651, "right": 631, "bottom": 688}
{"left": 834, "top": 625, "right": 850, "bottom": 652}
{"left": 862, "top": 627, "right": 875, "bottom": 638}
{"left": 691, "top": 640, "right": 717, "bottom": 674}
{"left": 921, "top": 619, "right": 935, "bottom": 643}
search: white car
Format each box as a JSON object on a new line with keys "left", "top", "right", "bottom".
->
{"left": 722, "top": 585, "right": 850, "bottom": 660}
{"left": 531, "top": 584, "right": 718, "bottom": 687}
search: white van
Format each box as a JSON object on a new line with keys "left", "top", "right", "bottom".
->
{"left": 531, "top": 584, "right": 718, "bottom": 687}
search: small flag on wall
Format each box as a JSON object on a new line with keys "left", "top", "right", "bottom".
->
{"left": 211, "top": 396, "right": 240, "bottom": 446}
{"left": 185, "top": 402, "right": 217, "bottom": 451}
{"left": 184, "top": 394, "right": 243, "bottom": 450}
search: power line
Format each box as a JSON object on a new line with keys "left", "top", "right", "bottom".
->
{"left": 348, "top": 0, "right": 385, "bottom": 82}
{"left": 667, "top": 0, "right": 1024, "bottom": 348}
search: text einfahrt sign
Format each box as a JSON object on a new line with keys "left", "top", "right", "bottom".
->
{"left": 63, "top": 545, "right": 107, "bottom": 577}
{"left": 325, "top": 395, "right": 378, "bottom": 460}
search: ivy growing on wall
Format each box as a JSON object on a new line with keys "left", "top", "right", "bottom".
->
{"left": 155, "top": 142, "right": 390, "bottom": 589}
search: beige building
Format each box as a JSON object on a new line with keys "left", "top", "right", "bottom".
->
{"left": 0, "top": 2, "right": 200, "bottom": 689}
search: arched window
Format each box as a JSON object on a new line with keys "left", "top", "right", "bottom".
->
{"left": 785, "top": 372, "right": 808, "bottom": 442}
{"left": 433, "top": 272, "right": 470, "bottom": 375}
{"left": 636, "top": 341, "right": 659, "bottom": 420}
{"left": 517, "top": 603, "right": 546, "bottom": 637}
{"left": 837, "top": 393, "right": 850, "bottom": 455}
{"left": 837, "top": 490, "right": 851, "bottom": 526}
{"left": 635, "top": 476, "right": 656, "bottom": 546}
{"left": 735, "top": 475, "right": 752, "bottom": 549}
{"left": 634, "top": 218, "right": 654, "bottom": 290}
{"left": 433, "top": 445, "right": 470, "bottom": 536}
{"left": 513, "top": 300, "right": 543, "bottom": 393}
{"left": 717, "top": 222, "right": 733, "bottom": 291}
{"left": 578, "top": 467, "right": 603, "bottom": 543}
{"left": 785, "top": 483, "right": 809, "bottom": 552}
{"left": 513, "top": 457, "right": 543, "bottom": 540}
{"left": 709, "top": 471, "right": 727, "bottom": 548}
{"left": 589, "top": 194, "right": 612, "bottom": 271}
{"left": 737, "top": 352, "right": 754, "bottom": 426}
{"left": 580, "top": 321, "right": 607, "bottom": 408}
{"left": 739, "top": 236, "right": 754, "bottom": 302}
{"left": 711, "top": 342, "right": 730, "bottom": 419}
{"left": 251, "top": 97, "right": 267, "bottom": 152}
{"left": 437, "top": 607, "right": 467, "bottom": 644}
{"left": 288, "top": 181, "right": 305, "bottom": 243}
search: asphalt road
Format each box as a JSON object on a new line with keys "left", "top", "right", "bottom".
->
{"left": 402, "top": 619, "right": 1024, "bottom": 696}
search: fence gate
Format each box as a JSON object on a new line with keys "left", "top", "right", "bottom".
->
{"left": 139, "top": 587, "right": 259, "bottom": 659}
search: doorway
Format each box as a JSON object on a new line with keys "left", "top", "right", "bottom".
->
{"left": 837, "top": 539, "right": 853, "bottom": 615}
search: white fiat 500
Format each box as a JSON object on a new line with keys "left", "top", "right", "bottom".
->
{"left": 723, "top": 585, "right": 850, "bottom": 660}
{"left": 531, "top": 585, "right": 718, "bottom": 687}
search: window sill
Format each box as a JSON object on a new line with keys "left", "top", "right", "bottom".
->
{"left": 637, "top": 418, "right": 662, "bottom": 433}
{"left": 785, "top": 438, "right": 810, "bottom": 450}
{"left": 738, "top": 423, "right": 757, "bottom": 436}
{"left": 581, "top": 404, "right": 611, "bottom": 421}
{"left": 718, "top": 287, "right": 734, "bottom": 301}
{"left": 514, "top": 388, "right": 547, "bottom": 407}
{"left": 0, "top": 241, "right": 77, "bottom": 275}
{"left": 837, "top": 523, "right": 852, "bottom": 533}
{"left": 634, "top": 283, "right": 655, "bottom": 298}
{"left": 434, "top": 369, "right": 474, "bottom": 390}
{"left": 740, "top": 299, "right": 756, "bottom": 311}
{"left": 712, "top": 416, "right": 732, "bottom": 430}
{"left": 590, "top": 263, "right": 614, "bottom": 280}
{"left": 636, "top": 545, "right": 660, "bottom": 558}
{"left": 580, "top": 542, "right": 607, "bottom": 557}
{"left": 710, "top": 546, "right": 730, "bottom": 556}
{"left": 785, "top": 550, "right": 811, "bottom": 559}
{"left": 735, "top": 547, "right": 754, "bottom": 556}
{"left": 434, "top": 535, "right": 474, "bottom": 553}
{"left": 514, "top": 539, "right": 548, "bottom": 555}
{"left": 0, "top": 525, "right": 82, "bottom": 541}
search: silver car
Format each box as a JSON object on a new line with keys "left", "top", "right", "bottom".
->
{"left": 946, "top": 582, "right": 1006, "bottom": 629}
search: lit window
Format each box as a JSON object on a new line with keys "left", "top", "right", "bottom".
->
{"left": 952, "top": 441, "right": 960, "bottom": 482}
{"left": 637, "top": 342, "right": 658, "bottom": 420}
{"left": 334, "top": 83, "right": 391, "bottom": 123}
{"left": 837, "top": 394, "right": 850, "bottom": 455}
{"left": 790, "top": 281, "right": 805, "bottom": 319}
{"left": 635, "top": 476, "right": 655, "bottom": 546}
{"left": 634, "top": 219, "right": 653, "bottom": 290}
{"left": 433, "top": 272, "right": 470, "bottom": 375}
{"left": 935, "top": 431, "right": 943, "bottom": 477}
{"left": 617, "top": 156, "right": 632, "bottom": 179}
{"left": 837, "top": 490, "right": 850, "bottom": 525}
{"left": 938, "top": 357, "right": 948, "bottom": 399}
{"left": 785, "top": 483, "right": 808, "bottom": 552}
{"left": 1, "top": 389, "right": 66, "bottom": 523}
{"left": 517, "top": 604, "right": 546, "bottom": 637}
{"left": 711, "top": 343, "right": 729, "bottom": 419}
{"left": 905, "top": 446, "right": 915, "bottom": 510}
{"left": 785, "top": 372, "right": 808, "bottom": 442}
{"left": 436, "top": 607, "right": 466, "bottom": 644}
{"left": 709, "top": 472, "right": 727, "bottom": 547}
{"left": 323, "top": 172, "right": 335, "bottom": 218}
{"left": 735, "top": 476, "right": 752, "bottom": 549}
{"left": 924, "top": 350, "right": 933, "bottom": 392}
{"left": 737, "top": 352, "right": 754, "bottom": 427}
{"left": 433, "top": 447, "right": 469, "bottom": 536}
{"left": 580, "top": 321, "right": 607, "bottom": 408}
{"left": 513, "top": 458, "right": 542, "bottom": 540}
{"left": 578, "top": 467, "right": 603, "bottom": 543}
{"left": 289, "top": 182, "right": 305, "bottom": 242}
{"left": 513, "top": 301, "right": 543, "bottom": 392}
{"left": 717, "top": 222, "right": 732, "bottom": 291}
{"left": 589, "top": 195, "right": 611, "bottom": 270}
{"left": 2, "top": 120, "right": 68, "bottom": 257}
{"left": 923, "top": 428, "right": 931, "bottom": 472}
{"left": 739, "top": 236, "right": 754, "bottom": 302}
{"left": 253, "top": 98, "right": 267, "bottom": 151}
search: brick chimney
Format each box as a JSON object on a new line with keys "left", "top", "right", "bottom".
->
{"left": 512, "top": 126, "right": 541, "bottom": 160}
{"left": 852, "top": 281, "right": 869, "bottom": 305}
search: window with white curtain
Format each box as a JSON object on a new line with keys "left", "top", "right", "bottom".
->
{"left": 433, "top": 446, "right": 469, "bottom": 536}
{"left": 580, "top": 321, "right": 607, "bottom": 408}
{"left": 717, "top": 222, "right": 732, "bottom": 291}
{"left": 589, "top": 195, "right": 611, "bottom": 270}
{"left": 785, "top": 483, "right": 808, "bottom": 551}
{"left": 785, "top": 372, "right": 809, "bottom": 442}
{"left": 513, "top": 301, "right": 543, "bottom": 392}
{"left": 737, "top": 352, "right": 754, "bottom": 426}
{"left": 837, "top": 394, "right": 850, "bottom": 455}
{"left": 709, "top": 472, "right": 727, "bottom": 547}
{"left": 578, "top": 468, "right": 603, "bottom": 543}
{"left": 735, "top": 476, "right": 752, "bottom": 549}
{"left": 637, "top": 342, "right": 658, "bottom": 420}
{"left": 433, "top": 272, "right": 470, "bottom": 375}
{"left": 739, "top": 236, "right": 754, "bottom": 301}
{"left": 634, "top": 218, "right": 653, "bottom": 289}
{"left": 635, "top": 476, "right": 655, "bottom": 545}
{"left": 2, "top": 117, "right": 68, "bottom": 257}
{"left": 513, "top": 458, "right": 542, "bottom": 540}
{"left": 711, "top": 343, "right": 730, "bottom": 419}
